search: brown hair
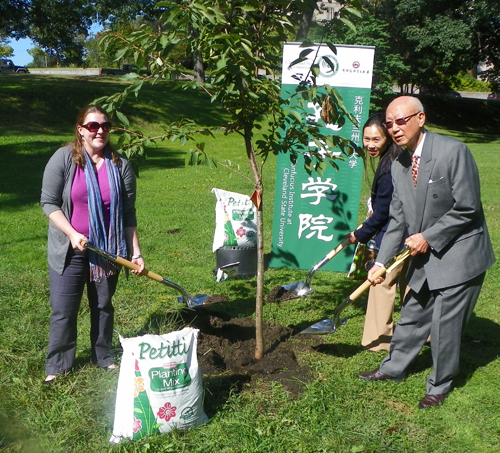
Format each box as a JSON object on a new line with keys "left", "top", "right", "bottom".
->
{"left": 71, "top": 105, "right": 119, "bottom": 168}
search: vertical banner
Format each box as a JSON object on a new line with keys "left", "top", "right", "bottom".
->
{"left": 269, "top": 43, "right": 375, "bottom": 272}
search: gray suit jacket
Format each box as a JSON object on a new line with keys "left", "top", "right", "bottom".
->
{"left": 377, "top": 131, "right": 495, "bottom": 292}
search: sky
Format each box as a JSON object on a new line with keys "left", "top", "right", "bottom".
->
{"left": 8, "top": 38, "right": 35, "bottom": 66}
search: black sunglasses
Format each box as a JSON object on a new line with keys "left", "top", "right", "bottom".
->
{"left": 383, "top": 112, "right": 420, "bottom": 129}
{"left": 80, "top": 121, "right": 112, "bottom": 132}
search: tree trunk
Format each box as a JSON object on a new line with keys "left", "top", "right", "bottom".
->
{"left": 193, "top": 51, "right": 205, "bottom": 83}
{"left": 243, "top": 127, "right": 264, "bottom": 360}
{"left": 295, "top": 4, "right": 315, "bottom": 41}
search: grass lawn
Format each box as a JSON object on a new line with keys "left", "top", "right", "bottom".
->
{"left": 1, "top": 75, "right": 500, "bottom": 452}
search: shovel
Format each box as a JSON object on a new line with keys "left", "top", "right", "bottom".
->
{"left": 83, "top": 242, "right": 220, "bottom": 308}
{"left": 271, "top": 236, "right": 352, "bottom": 302}
{"left": 300, "top": 245, "right": 411, "bottom": 334}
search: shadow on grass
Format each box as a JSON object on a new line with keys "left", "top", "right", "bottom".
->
{"left": 202, "top": 373, "right": 251, "bottom": 418}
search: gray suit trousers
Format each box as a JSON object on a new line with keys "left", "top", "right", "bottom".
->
{"left": 379, "top": 272, "right": 485, "bottom": 395}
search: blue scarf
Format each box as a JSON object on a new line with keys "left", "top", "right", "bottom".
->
{"left": 84, "top": 149, "right": 127, "bottom": 281}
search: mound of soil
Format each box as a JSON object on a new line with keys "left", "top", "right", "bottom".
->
{"left": 181, "top": 309, "right": 324, "bottom": 400}
{"left": 266, "top": 285, "right": 300, "bottom": 303}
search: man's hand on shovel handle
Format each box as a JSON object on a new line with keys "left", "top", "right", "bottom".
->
{"left": 405, "top": 234, "right": 429, "bottom": 256}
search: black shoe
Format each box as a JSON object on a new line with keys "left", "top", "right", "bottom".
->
{"left": 418, "top": 393, "right": 447, "bottom": 409}
{"left": 358, "top": 367, "right": 403, "bottom": 383}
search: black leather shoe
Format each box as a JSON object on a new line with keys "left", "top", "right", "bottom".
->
{"left": 418, "top": 393, "right": 447, "bottom": 409}
{"left": 358, "top": 367, "right": 403, "bottom": 382}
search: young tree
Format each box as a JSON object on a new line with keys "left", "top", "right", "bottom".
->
{"left": 95, "top": 0, "right": 362, "bottom": 360}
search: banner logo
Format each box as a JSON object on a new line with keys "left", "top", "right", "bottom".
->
{"left": 319, "top": 55, "right": 339, "bottom": 78}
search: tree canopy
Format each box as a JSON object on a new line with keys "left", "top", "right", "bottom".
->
{"left": 322, "top": 0, "right": 500, "bottom": 91}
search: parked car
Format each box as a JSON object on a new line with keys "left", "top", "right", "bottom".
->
{"left": 99, "top": 64, "right": 149, "bottom": 76}
{"left": 487, "top": 92, "right": 500, "bottom": 101}
{"left": 420, "top": 85, "right": 461, "bottom": 98}
{"left": 0, "top": 58, "right": 29, "bottom": 74}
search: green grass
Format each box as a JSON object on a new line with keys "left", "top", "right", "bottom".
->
{"left": 1, "top": 76, "right": 500, "bottom": 452}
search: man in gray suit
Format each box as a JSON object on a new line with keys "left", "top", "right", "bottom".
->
{"left": 359, "top": 96, "right": 495, "bottom": 408}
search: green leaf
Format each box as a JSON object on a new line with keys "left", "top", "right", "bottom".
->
{"left": 185, "top": 149, "right": 193, "bottom": 167}
{"left": 340, "top": 17, "right": 357, "bottom": 33}
{"left": 115, "top": 111, "right": 130, "bottom": 127}
{"left": 288, "top": 110, "right": 304, "bottom": 123}
{"left": 345, "top": 7, "right": 363, "bottom": 19}
{"left": 326, "top": 43, "right": 337, "bottom": 55}
{"left": 299, "top": 49, "right": 314, "bottom": 59}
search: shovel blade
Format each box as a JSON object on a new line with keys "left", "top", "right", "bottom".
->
{"left": 300, "top": 318, "right": 336, "bottom": 335}
{"left": 300, "top": 317, "right": 348, "bottom": 335}
{"left": 280, "top": 281, "right": 314, "bottom": 300}
{"left": 177, "top": 294, "right": 229, "bottom": 307}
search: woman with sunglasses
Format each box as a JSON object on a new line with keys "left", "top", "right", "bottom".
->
{"left": 346, "top": 112, "right": 406, "bottom": 352}
{"left": 40, "top": 105, "right": 145, "bottom": 384}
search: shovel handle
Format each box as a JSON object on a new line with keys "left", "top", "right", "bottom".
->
{"left": 111, "top": 256, "right": 164, "bottom": 284}
{"left": 348, "top": 246, "right": 411, "bottom": 301}
{"left": 349, "top": 265, "right": 387, "bottom": 301}
{"left": 325, "top": 236, "right": 352, "bottom": 260}
{"left": 82, "top": 242, "right": 164, "bottom": 283}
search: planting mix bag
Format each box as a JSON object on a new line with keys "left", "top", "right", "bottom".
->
{"left": 212, "top": 188, "right": 257, "bottom": 252}
{"left": 110, "top": 327, "right": 208, "bottom": 443}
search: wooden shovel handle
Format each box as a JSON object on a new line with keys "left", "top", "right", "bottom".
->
{"left": 348, "top": 246, "right": 411, "bottom": 302}
{"left": 325, "top": 236, "right": 352, "bottom": 260}
{"left": 82, "top": 241, "right": 164, "bottom": 283}
{"left": 349, "top": 265, "right": 387, "bottom": 301}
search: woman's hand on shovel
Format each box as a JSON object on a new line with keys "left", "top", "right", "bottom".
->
{"left": 130, "top": 255, "right": 145, "bottom": 276}
{"left": 71, "top": 233, "right": 88, "bottom": 251}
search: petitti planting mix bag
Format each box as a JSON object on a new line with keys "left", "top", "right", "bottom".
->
{"left": 212, "top": 188, "right": 257, "bottom": 252}
{"left": 110, "top": 327, "right": 208, "bottom": 443}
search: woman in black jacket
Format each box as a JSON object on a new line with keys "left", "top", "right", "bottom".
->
{"left": 347, "top": 112, "right": 405, "bottom": 351}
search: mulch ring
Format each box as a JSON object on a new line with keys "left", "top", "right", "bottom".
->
{"left": 180, "top": 308, "right": 324, "bottom": 402}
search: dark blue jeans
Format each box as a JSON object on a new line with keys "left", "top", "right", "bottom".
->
{"left": 46, "top": 249, "right": 118, "bottom": 375}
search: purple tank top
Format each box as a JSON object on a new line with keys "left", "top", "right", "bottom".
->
{"left": 71, "top": 163, "right": 111, "bottom": 236}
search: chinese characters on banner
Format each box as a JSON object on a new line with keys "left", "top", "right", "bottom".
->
{"left": 269, "top": 43, "right": 375, "bottom": 272}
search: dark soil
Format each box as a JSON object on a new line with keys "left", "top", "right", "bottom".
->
{"left": 266, "top": 285, "right": 300, "bottom": 303}
{"left": 200, "top": 294, "right": 229, "bottom": 306}
{"left": 180, "top": 308, "right": 324, "bottom": 411}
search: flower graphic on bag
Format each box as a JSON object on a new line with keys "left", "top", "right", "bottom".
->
{"left": 134, "top": 377, "right": 145, "bottom": 397}
{"left": 132, "top": 416, "right": 142, "bottom": 433}
{"left": 157, "top": 402, "right": 177, "bottom": 422}
{"left": 236, "top": 227, "right": 246, "bottom": 238}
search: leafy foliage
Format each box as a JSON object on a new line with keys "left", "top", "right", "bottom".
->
{"left": 323, "top": 0, "right": 500, "bottom": 92}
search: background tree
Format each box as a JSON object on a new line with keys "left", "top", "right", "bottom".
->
{"left": 320, "top": 0, "right": 498, "bottom": 94}
{"left": 27, "top": 46, "right": 56, "bottom": 67}
{"left": 0, "top": 38, "right": 14, "bottom": 58}
{"left": 95, "top": 0, "right": 361, "bottom": 360}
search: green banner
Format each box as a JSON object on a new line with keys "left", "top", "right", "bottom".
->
{"left": 269, "top": 44, "right": 374, "bottom": 272}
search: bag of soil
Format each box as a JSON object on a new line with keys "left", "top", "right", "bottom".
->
{"left": 110, "top": 327, "right": 208, "bottom": 443}
{"left": 211, "top": 188, "right": 257, "bottom": 252}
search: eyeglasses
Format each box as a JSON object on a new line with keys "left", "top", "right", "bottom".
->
{"left": 383, "top": 112, "right": 420, "bottom": 129}
{"left": 80, "top": 121, "right": 112, "bottom": 132}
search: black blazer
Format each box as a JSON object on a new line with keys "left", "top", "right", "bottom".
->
{"left": 354, "top": 144, "right": 401, "bottom": 249}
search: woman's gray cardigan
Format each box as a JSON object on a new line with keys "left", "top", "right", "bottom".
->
{"left": 40, "top": 145, "right": 137, "bottom": 275}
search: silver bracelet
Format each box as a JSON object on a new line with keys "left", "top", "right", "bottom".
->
{"left": 131, "top": 254, "right": 143, "bottom": 260}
